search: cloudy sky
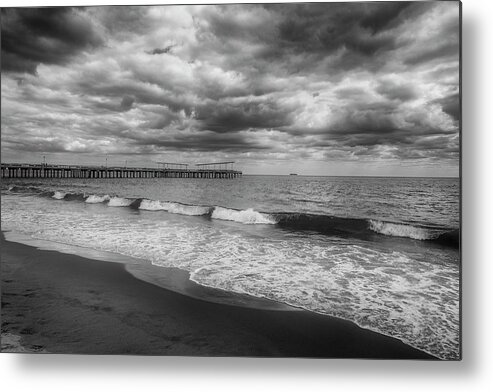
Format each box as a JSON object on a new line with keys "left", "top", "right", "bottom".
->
{"left": 1, "top": 1, "right": 460, "bottom": 176}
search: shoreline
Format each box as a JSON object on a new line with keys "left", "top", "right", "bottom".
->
{"left": 2, "top": 230, "right": 294, "bottom": 311}
{"left": 1, "top": 233, "right": 437, "bottom": 358}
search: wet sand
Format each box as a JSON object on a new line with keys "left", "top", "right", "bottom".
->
{"left": 1, "top": 234, "right": 436, "bottom": 358}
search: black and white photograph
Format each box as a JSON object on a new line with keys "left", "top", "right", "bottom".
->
{"left": 1, "top": 1, "right": 460, "bottom": 361}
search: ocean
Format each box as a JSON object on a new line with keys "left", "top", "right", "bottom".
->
{"left": 0, "top": 175, "right": 460, "bottom": 359}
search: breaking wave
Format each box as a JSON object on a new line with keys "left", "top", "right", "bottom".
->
{"left": 85, "top": 194, "right": 110, "bottom": 204}
{"left": 272, "top": 213, "right": 457, "bottom": 247}
{"left": 368, "top": 219, "right": 459, "bottom": 247}
{"left": 52, "top": 191, "right": 67, "bottom": 200}
{"left": 139, "top": 199, "right": 212, "bottom": 216}
{"left": 211, "top": 206, "right": 276, "bottom": 224}
{"left": 369, "top": 220, "right": 435, "bottom": 240}
{"left": 3, "top": 184, "right": 459, "bottom": 247}
{"left": 108, "top": 197, "right": 134, "bottom": 207}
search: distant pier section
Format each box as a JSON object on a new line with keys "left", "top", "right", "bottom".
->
{"left": 1, "top": 161, "right": 242, "bottom": 179}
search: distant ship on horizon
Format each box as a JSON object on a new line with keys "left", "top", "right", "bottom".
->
{"left": 289, "top": 173, "right": 298, "bottom": 176}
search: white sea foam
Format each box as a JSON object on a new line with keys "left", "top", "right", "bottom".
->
{"left": 52, "top": 191, "right": 67, "bottom": 200}
{"left": 211, "top": 206, "right": 276, "bottom": 224}
{"left": 138, "top": 199, "right": 166, "bottom": 210}
{"left": 166, "top": 203, "right": 210, "bottom": 216}
{"left": 369, "top": 220, "right": 436, "bottom": 240}
{"left": 108, "top": 197, "right": 133, "bottom": 207}
{"left": 85, "top": 194, "right": 110, "bottom": 203}
{"left": 139, "top": 199, "right": 210, "bottom": 216}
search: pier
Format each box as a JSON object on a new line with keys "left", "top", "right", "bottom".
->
{"left": 0, "top": 162, "right": 242, "bottom": 179}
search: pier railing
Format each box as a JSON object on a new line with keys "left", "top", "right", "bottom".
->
{"left": 0, "top": 163, "right": 242, "bottom": 179}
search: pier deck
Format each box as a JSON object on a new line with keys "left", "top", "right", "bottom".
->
{"left": 0, "top": 163, "right": 242, "bottom": 179}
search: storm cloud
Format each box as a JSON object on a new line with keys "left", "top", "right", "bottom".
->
{"left": 1, "top": 7, "right": 104, "bottom": 73}
{"left": 1, "top": 2, "right": 460, "bottom": 175}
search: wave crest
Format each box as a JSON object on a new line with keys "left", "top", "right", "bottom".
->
{"left": 211, "top": 207, "right": 276, "bottom": 225}
{"left": 369, "top": 220, "right": 438, "bottom": 240}
{"left": 108, "top": 197, "right": 134, "bottom": 207}
{"left": 5, "top": 184, "right": 459, "bottom": 247}
{"left": 139, "top": 199, "right": 211, "bottom": 216}
{"left": 85, "top": 194, "right": 110, "bottom": 204}
{"left": 52, "top": 191, "right": 67, "bottom": 200}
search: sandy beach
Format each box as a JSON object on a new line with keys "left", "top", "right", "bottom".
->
{"left": 1, "top": 233, "right": 436, "bottom": 358}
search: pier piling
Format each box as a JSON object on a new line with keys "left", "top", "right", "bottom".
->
{"left": 1, "top": 163, "right": 242, "bottom": 179}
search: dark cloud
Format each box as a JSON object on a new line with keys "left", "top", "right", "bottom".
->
{"left": 263, "top": 2, "right": 427, "bottom": 74}
{"left": 405, "top": 4, "right": 459, "bottom": 67}
{"left": 312, "top": 128, "right": 459, "bottom": 162}
{"left": 335, "top": 87, "right": 371, "bottom": 100}
{"left": 1, "top": 7, "right": 103, "bottom": 74}
{"left": 74, "top": 75, "right": 195, "bottom": 115}
{"left": 1, "top": 52, "right": 39, "bottom": 75}
{"left": 195, "top": 2, "right": 412, "bottom": 77}
{"left": 200, "top": 5, "right": 272, "bottom": 43}
{"left": 95, "top": 6, "right": 149, "bottom": 36}
{"left": 360, "top": 2, "right": 413, "bottom": 33}
{"left": 330, "top": 107, "right": 401, "bottom": 136}
{"left": 405, "top": 42, "right": 459, "bottom": 66}
{"left": 414, "top": 135, "right": 456, "bottom": 150}
{"left": 376, "top": 80, "right": 417, "bottom": 101}
{"left": 120, "top": 95, "right": 135, "bottom": 111}
{"left": 3, "top": 137, "right": 79, "bottom": 153}
{"left": 434, "top": 93, "right": 460, "bottom": 122}
{"left": 282, "top": 91, "right": 457, "bottom": 156}
{"left": 133, "top": 131, "right": 269, "bottom": 153}
{"left": 146, "top": 45, "right": 175, "bottom": 55}
{"left": 195, "top": 99, "right": 294, "bottom": 133}
{"left": 140, "top": 109, "right": 183, "bottom": 130}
